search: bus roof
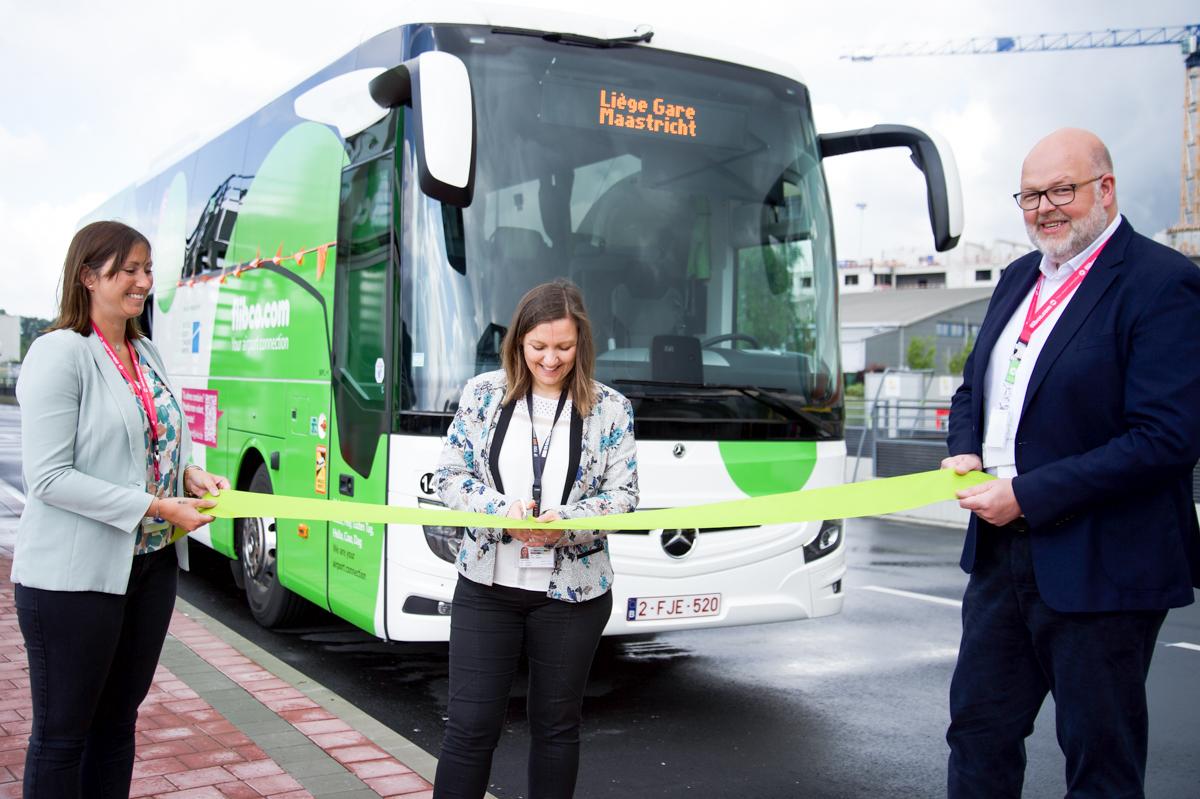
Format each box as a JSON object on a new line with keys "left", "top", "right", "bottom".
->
{"left": 120, "top": 2, "right": 810, "bottom": 208}
{"left": 368, "top": 2, "right": 810, "bottom": 86}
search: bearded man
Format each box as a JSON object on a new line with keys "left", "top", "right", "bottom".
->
{"left": 940, "top": 127, "right": 1200, "bottom": 798}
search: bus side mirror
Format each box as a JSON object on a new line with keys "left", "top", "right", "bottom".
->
{"left": 370, "top": 51, "right": 476, "bottom": 208}
{"left": 818, "top": 124, "right": 963, "bottom": 252}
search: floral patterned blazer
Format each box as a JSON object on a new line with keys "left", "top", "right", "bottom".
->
{"left": 434, "top": 370, "right": 639, "bottom": 603}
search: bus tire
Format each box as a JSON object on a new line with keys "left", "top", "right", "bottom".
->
{"left": 229, "top": 557, "right": 245, "bottom": 590}
{"left": 236, "top": 464, "right": 308, "bottom": 628}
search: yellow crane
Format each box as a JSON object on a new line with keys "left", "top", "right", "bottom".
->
{"left": 844, "top": 25, "right": 1200, "bottom": 255}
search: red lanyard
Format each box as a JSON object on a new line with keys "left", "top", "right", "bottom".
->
{"left": 93, "top": 324, "right": 161, "bottom": 483}
{"left": 1019, "top": 236, "right": 1111, "bottom": 345}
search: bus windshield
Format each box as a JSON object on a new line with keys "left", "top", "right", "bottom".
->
{"left": 399, "top": 27, "right": 840, "bottom": 439}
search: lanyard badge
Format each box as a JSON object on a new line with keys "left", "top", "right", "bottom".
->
{"left": 999, "top": 236, "right": 1109, "bottom": 401}
{"left": 526, "top": 388, "right": 569, "bottom": 516}
{"left": 518, "top": 544, "right": 555, "bottom": 569}
{"left": 987, "top": 235, "right": 1111, "bottom": 450}
{"left": 93, "top": 324, "right": 164, "bottom": 484}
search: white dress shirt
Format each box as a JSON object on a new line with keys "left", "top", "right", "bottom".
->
{"left": 493, "top": 392, "right": 572, "bottom": 591}
{"left": 982, "top": 215, "right": 1121, "bottom": 478}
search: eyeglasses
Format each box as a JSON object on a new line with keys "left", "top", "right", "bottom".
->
{"left": 1013, "top": 175, "right": 1104, "bottom": 210}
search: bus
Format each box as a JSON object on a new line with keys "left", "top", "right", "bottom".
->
{"left": 88, "top": 7, "right": 962, "bottom": 641}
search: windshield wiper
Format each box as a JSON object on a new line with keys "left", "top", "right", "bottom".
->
{"left": 612, "top": 378, "right": 833, "bottom": 435}
{"left": 492, "top": 26, "right": 653, "bottom": 48}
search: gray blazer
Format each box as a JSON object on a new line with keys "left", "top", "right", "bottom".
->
{"left": 14, "top": 329, "right": 191, "bottom": 593}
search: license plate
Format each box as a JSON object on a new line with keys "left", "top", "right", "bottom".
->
{"left": 626, "top": 593, "right": 722, "bottom": 621}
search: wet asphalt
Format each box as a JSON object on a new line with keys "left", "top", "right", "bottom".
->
{"left": 176, "top": 517, "right": 1200, "bottom": 799}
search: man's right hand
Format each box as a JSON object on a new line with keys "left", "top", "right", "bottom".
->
{"left": 940, "top": 454, "right": 983, "bottom": 474}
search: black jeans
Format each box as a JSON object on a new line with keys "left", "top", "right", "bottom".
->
{"left": 947, "top": 524, "right": 1166, "bottom": 798}
{"left": 434, "top": 576, "right": 613, "bottom": 799}
{"left": 16, "top": 544, "right": 178, "bottom": 798}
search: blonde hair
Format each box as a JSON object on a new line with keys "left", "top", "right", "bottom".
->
{"left": 49, "top": 220, "right": 151, "bottom": 339}
{"left": 501, "top": 279, "right": 597, "bottom": 417}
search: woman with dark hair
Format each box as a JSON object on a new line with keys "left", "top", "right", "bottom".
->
{"left": 432, "top": 278, "right": 639, "bottom": 799}
{"left": 14, "top": 220, "right": 230, "bottom": 796}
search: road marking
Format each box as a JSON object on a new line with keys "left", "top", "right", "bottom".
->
{"left": 0, "top": 478, "right": 24, "bottom": 505}
{"left": 861, "top": 589, "right": 1198, "bottom": 651}
{"left": 859, "top": 585, "right": 963, "bottom": 608}
{"left": 1165, "top": 642, "right": 1200, "bottom": 652}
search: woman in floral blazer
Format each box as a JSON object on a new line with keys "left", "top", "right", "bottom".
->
{"left": 432, "top": 279, "right": 637, "bottom": 799}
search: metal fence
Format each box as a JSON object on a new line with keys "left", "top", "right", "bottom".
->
{"left": 847, "top": 399, "right": 951, "bottom": 480}
{"left": 847, "top": 399, "right": 1200, "bottom": 501}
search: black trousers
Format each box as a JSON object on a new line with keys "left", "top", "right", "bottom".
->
{"left": 947, "top": 524, "right": 1166, "bottom": 798}
{"left": 434, "top": 576, "right": 612, "bottom": 799}
{"left": 16, "top": 544, "right": 178, "bottom": 798}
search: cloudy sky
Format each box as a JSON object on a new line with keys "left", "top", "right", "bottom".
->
{"left": 0, "top": 0, "right": 1193, "bottom": 319}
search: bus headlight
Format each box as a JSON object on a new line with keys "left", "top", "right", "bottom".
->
{"left": 423, "top": 524, "right": 462, "bottom": 564}
{"left": 419, "top": 498, "right": 463, "bottom": 564}
{"left": 803, "top": 519, "right": 843, "bottom": 562}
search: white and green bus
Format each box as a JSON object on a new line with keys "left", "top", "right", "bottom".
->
{"left": 89, "top": 7, "right": 961, "bottom": 640}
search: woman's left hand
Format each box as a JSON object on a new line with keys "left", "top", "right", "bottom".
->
{"left": 528, "top": 510, "right": 563, "bottom": 547}
{"left": 184, "top": 467, "right": 232, "bottom": 499}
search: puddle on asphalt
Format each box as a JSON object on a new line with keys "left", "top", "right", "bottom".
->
{"left": 613, "top": 639, "right": 693, "bottom": 661}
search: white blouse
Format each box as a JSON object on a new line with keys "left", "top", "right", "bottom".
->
{"left": 493, "top": 392, "right": 572, "bottom": 591}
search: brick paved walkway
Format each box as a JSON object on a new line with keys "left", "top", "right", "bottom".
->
{"left": 0, "top": 554, "right": 434, "bottom": 798}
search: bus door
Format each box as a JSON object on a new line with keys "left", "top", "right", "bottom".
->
{"left": 327, "top": 112, "right": 398, "bottom": 636}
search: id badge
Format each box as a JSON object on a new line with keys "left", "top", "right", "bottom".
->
{"left": 518, "top": 545, "right": 555, "bottom": 569}
{"left": 984, "top": 408, "right": 1009, "bottom": 450}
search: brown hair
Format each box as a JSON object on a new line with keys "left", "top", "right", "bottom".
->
{"left": 49, "top": 220, "right": 152, "bottom": 339}
{"left": 501, "top": 279, "right": 597, "bottom": 417}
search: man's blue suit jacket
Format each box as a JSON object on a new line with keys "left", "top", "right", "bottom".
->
{"left": 947, "top": 218, "right": 1200, "bottom": 612}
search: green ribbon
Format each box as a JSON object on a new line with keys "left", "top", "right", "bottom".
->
{"left": 206, "top": 469, "right": 990, "bottom": 530}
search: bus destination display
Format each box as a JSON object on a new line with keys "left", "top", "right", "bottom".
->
{"left": 540, "top": 79, "right": 746, "bottom": 148}
{"left": 598, "top": 89, "right": 697, "bottom": 137}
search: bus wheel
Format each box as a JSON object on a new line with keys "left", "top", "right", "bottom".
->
{"left": 236, "top": 464, "right": 307, "bottom": 628}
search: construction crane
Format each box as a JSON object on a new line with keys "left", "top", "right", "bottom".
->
{"left": 843, "top": 25, "right": 1200, "bottom": 256}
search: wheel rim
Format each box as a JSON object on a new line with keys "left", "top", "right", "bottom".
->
{"left": 241, "top": 515, "right": 277, "bottom": 586}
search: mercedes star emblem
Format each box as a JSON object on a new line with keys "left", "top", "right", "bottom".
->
{"left": 661, "top": 528, "right": 699, "bottom": 558}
